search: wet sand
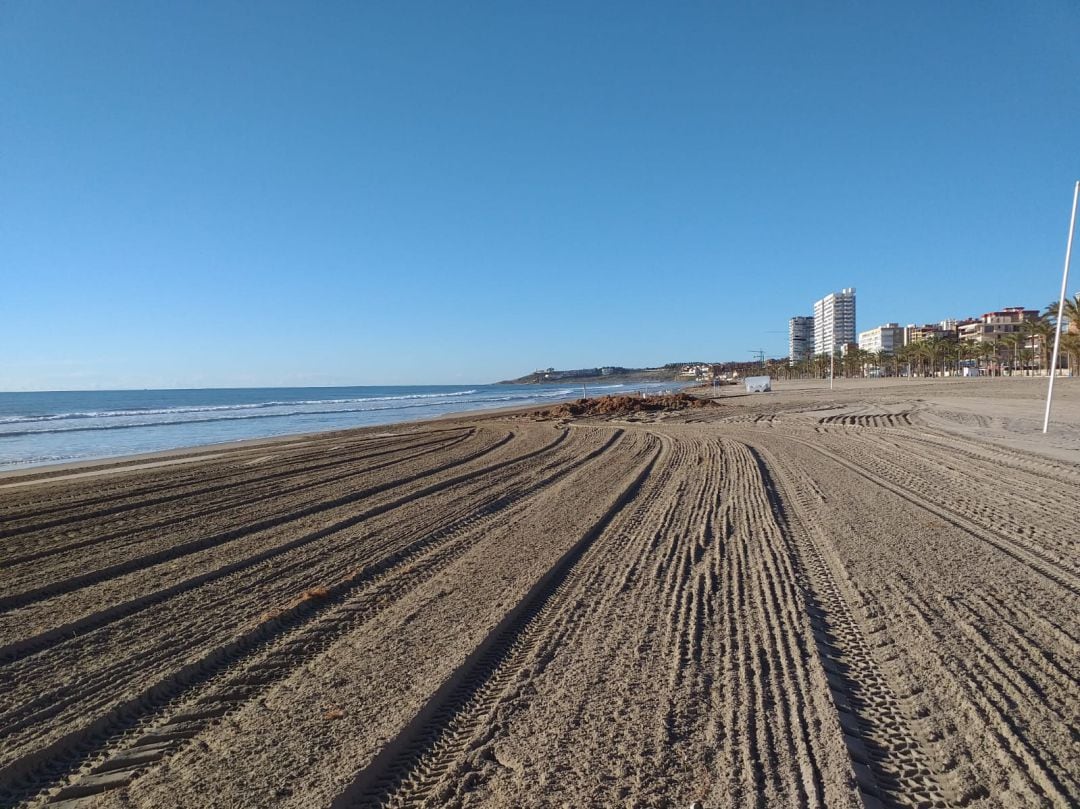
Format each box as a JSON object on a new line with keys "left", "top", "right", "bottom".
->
{"left": 0, "top": 377, "right": 1076, "bottom": 808}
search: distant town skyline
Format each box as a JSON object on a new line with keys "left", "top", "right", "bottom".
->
{"left": 788, "top": 292, "right": 1060, "bottom": 365}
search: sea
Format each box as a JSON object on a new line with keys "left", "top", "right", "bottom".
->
{"left": 0, "top": 382, "right": 679, "bottom": 471}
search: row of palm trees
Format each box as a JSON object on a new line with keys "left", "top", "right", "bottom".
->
{"left": 777, "top": 295, "right": 1080, "bottom": 380}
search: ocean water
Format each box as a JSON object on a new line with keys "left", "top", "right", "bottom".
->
{"left": 0, "top": 382, "right": 677, "bottom": 471}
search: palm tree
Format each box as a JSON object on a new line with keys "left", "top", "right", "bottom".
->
{"left": 905, "top": 341, "right": 924, "bottom": 377}
{"left": 1045, "top": 293, "right": 1080, "bottom": 332}
{"left": 841, "top": 350, "right": 854, "bottom": 378}
{"left": 842, "top": 348, "right": 871, "bottom": 378}
{"left": 940, "top": 337, "right": 961, "bottom": 376}
{"left": 900, "top": 343, "right": 920, "bottom": 378}
{"left": 913, "top": 340, "right": 934, "bottom": 377}
{"left": 877, "top": 350, "right": 895, "bottom": 377}
{"left": 889, "top": 349, "right": 903, "bottom": 378}
{"left": 865, "top": 350, "right": 879, "bottom": 377}
{"left": 859, "top": 348, "right": 875, "bottom": 377}
{"left": 1018, "top": 346, "right": 1034, "bottom": 374}
{"left": 1062, "top": 333, "right": 1080, "bottom": 376}
{"left": 975, "top": 340, "right": 998, "bottom": 376}
{"left": 895, "top": 344, "right": 911, "bottom": 377}
{"left": 1001, "top": 332, "right": 1026, "bottom": 375}
{"left": 955, "top": 340, "right": 974, "bottom": 377}
{"left": 1045, "top": 294, "right": 1080, "bottom": 375}
{"left": 1025, "top": 315, "right": 1054, "bottom": 375}
{"left": 922, "top": 337, "right": 953, "bottom": 377}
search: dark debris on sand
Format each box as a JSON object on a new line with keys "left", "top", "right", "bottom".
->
{"left": 530, "top": 393, "right": 716, "bottom": 420}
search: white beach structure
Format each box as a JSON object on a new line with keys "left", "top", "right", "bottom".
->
{"left": 744, "top": 376, "right": 772, "bottom": 393}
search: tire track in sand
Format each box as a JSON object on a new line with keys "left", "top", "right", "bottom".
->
{"left": 0, "top": 427, "right": 575, "bottom": 754}
{"left": 0, "top": 429, "right": 473, "bottom": 568}
{"left": 328, "top": 429, "right": 853, "bottom": 808}
{"left": 0, "top": 429, "right": 460, "bottom": 537}
{"left": 0, "top": 431, "right": 631, "bottom": 808}
{"left": 0, "top": 429, "right": 564, "bottom": 669}
{"left": 890, "top": 580, "right": 1077, "bottom": 805}
{"left": 711, "top": 439, "right": 842, "bottom": 807}
{"left": 324, "top": 435, "right": 662, "bottom": 809}
{"left": 747, "top": 442, "right": 947, "bottom": 809}
{"left": 816, "top": 431, "right": 1079, "bottom": 572}
{"left": 784, "top": 436, "right": 1080, "bottom": 598}
{"left": 0, "top": 431, "right": 515, "bottom": 614}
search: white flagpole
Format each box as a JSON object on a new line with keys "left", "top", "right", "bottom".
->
{"left": 1043, "top": 180, "right": 1080, "bottom": 434}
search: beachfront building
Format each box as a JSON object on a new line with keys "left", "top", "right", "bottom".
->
{"left": 958, "top": 307, "right": 1040, "bottom": 344}
{"left": 788, "top": 316, "right": 814, "bottom": 366}
{"left": 953, "top": 318, "right": 978, "bottom": 337}
{"left": 858, "top": 323, "right": 904, "bottom": 355}
{"left": 813, "top": 288, "right": 856, "bottom": 355}
{"left": 904, "top": 323, "right": 945, "bottom": 345}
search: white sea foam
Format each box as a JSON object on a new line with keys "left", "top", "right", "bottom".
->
{"left": 0, "top": 390, "right": 482, "bottom": 425}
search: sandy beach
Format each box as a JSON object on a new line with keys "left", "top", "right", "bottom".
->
{"left": 0, "top": 377, "right": 1076, "bottom": 808}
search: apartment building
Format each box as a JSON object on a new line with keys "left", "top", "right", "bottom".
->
{"left": 813, "top": 288, "right": 856, "bottom": 354}
{"left": 788, "top": 316, "right": 815, "bottom": 365}
{"left": 904, "top": 323, "right": 945, "bottom": 344}
{"left": 858, "top": 323, "right": 904, "bottom": 354}
{"left": 958, "top": 307, "right": 1039, "bottom": 343}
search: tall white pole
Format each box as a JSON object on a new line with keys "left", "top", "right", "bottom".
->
{"left": 1043, "top": 180, "right": 1080, "bottom": 434}
{"left": 830, "top": 347, "right": 834, "bottom": 391}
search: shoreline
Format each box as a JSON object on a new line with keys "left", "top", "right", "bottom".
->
{"left": 0, "top": 383, "right": 687, "bottom": 479}
{"left": 3, "top": 374, "right": 1073, "bottom": 481}
{"left": 0, "top": 400, "right": 551, "bottom": 484}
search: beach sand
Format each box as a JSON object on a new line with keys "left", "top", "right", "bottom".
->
{"left": 0, "top": 377, "right": 1076, "bottom": 808}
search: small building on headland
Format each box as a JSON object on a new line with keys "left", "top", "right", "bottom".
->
{"left": 679, "top": 364, "right": 713, "bottom": 381}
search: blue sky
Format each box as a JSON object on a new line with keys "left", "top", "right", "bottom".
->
{"left": 2, "top": 2, "right": 1078, "bottom": 389}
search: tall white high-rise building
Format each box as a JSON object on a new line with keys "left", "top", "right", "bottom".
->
{"left": 788, "top": 316, "right": 815, "bottom": 365}
{"left": 813, "top": 287, "right": 856, "bottom": 355}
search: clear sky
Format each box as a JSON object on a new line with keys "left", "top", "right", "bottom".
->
{"left": 3, "top": 2, "right": 1078, "bottom": 390}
